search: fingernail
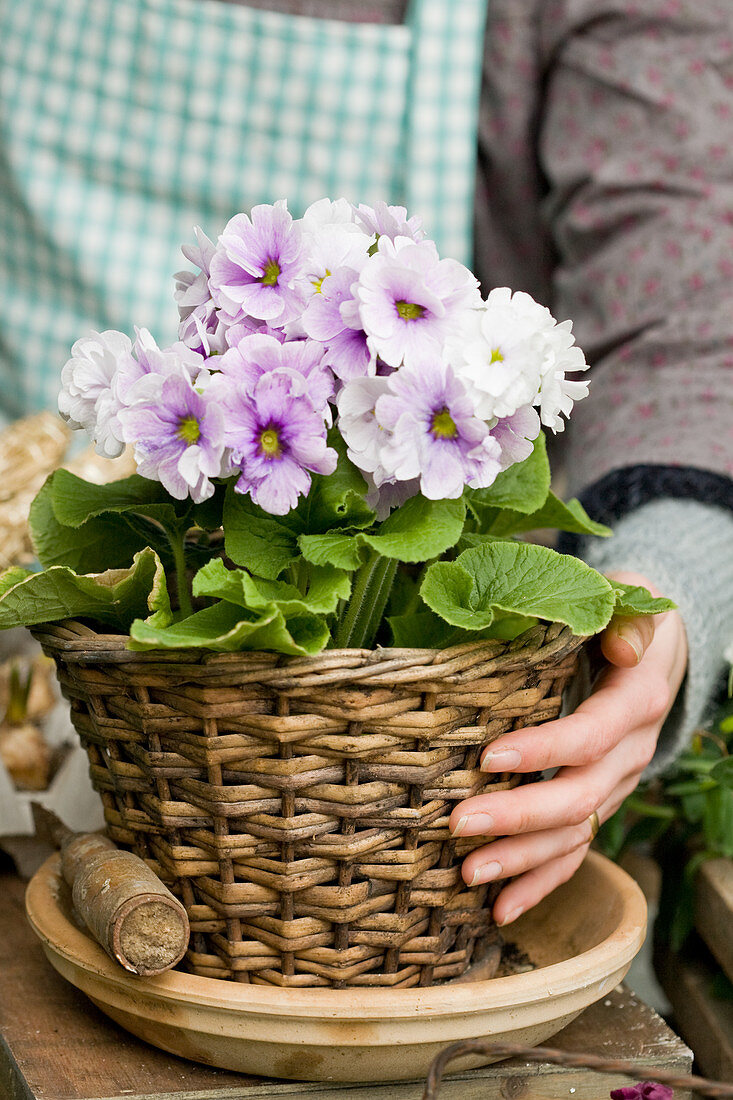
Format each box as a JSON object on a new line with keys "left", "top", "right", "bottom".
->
{"left": 450, "top": 812, "right": 494, "bottom": 837}
{"left": 481, "top": 748, "right": 522, "bottom": 771}
{"left": 616, "top": 622, "right": 643, "bottom": 663}
{"left": 469, "top": 860, "right": 503, "bottom": 887}
{"left": 497, "top": 905, "right": 524, "bottom": 927}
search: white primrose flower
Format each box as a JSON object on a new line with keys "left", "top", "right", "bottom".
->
{"left": 298, "top": 198, "right": 371, "bottom": 299}
{"left": 336, "top": 375, "right": 393, "bottom": 480}
{"left": 58, "top": 330, "right": 134, "bottom": 458}
{"left": 449, "top": 288, "right": 589, "bottom": 429}
{"left": 534, "top": 319, "right": 589, "bottom": 431}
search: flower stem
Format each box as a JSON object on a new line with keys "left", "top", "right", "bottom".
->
{"left": 167, "top": 526, "right": 193, "bottom": 619}
{"left": 334, "top": 551, "right": 398, "bottom": 649}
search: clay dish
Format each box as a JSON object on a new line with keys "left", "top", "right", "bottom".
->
{"left": 26, "top": 850, "right": 646, "bottom": 1083}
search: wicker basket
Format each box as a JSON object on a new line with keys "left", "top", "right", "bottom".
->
{"left": 32, "top": 618, "right": 585, "bottom": 988}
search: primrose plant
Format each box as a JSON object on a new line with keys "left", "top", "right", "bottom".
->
{"left": 0, "top": 199, "right": 673, "bottom": 652}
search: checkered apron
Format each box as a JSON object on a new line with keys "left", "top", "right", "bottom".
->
{"left": 0, "top": 0, "right": 488, "bottom": 420}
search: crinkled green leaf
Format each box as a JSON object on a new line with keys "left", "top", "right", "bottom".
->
{"left": 223, "top": 488, "right": 300, "bottom": 578}
{"left": 363, "top": 495, "right": 466, "bottom": 562}
{"left": 388, "top": 609, "right": 464, "bottom": 649}
{"left": 421, "top": 541, "right": 616, "bottom": 636}
{"left": 611, "top": 582, "right": 677, "bottom": 617}
{"left": 487, "top": 492, "right": 612, "bottom": 539}
{"left": 298, "top": 532, "right": 368, "bottom": 571}
{"left": 0, "top": 548, "right": 169, "bottom": 631}
{"left": 467, "top": 433, "right": 550, "bottom": 524}
{"left": 0, "top": 568, "right": 31, "bottom": 599}
{"left": 299, "top": 433, "right": 374, "bottom": 533}
{"left": 50, "top": 469, "right": 187, "bottom": 530}
{"left": 29, "top": 477, "right": 150, "bottom": 572}
{"left": 300, "top": 495, "right": 466, "bottom": 568}
{"left": 388, "top": 607, "right": 536, "bottom": 648}
{"left": 419, "top": 560, "right": 491, "bottom": 630}
{"left": 193, "top": 559, "right": 350, "bottom": 616}
{"left": 129, "top": 599, "right": 328, "bottom": 655}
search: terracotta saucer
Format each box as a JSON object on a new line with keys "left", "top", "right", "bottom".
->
{"left": 25, "top": 850, "right": 646, "bottom": 1083}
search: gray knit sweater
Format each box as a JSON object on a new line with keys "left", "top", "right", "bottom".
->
{"left": 580, "top": 498, "right": 733, "bottom": 776}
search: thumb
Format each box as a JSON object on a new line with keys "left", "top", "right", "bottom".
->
{"left": 601, "top": 613, "right": 656, "bottom": 668}
{"left": 600, "top": 569, "right": 661, "bottom": 668}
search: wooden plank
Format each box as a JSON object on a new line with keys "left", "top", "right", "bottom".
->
{"left": 658, "top": 935, "right": 733, "bottom": 1083}
{"left": 695, "top": 858, "right": 733, "bottom": 984}
{"left": 0, "top": 868, "right": 692, "bottom": 1100}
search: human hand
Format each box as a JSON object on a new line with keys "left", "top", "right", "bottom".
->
{"left": 449, "top": 571, "right": 688, "bottom": 926}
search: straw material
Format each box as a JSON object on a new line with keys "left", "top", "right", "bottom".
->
{"left": 0, "top": 413, "right": 136, "bottom": 570}
{"left": 32, "top": 618, "right": 585, "bottom": 988}
{"left": 0, "top": 413, "right": 70, "bottom": 569}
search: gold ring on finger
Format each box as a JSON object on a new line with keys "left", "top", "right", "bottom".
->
{"left": 588, "top": 810, "right": 600, "bottom": 842}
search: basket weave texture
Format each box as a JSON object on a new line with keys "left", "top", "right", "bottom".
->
{"left": 32, "top": 618, "right": 585, "bottom": 988}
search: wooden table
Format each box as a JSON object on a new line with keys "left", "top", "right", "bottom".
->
{"left": 0, "top": 863, "right": 693, "bottom": 1100}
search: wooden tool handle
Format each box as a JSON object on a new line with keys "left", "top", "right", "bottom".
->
{"left": 69, "top": 847, "right": 189, "bottom": 976}
{"left": 32, "top": 804, "right": 189, "bottom": 976}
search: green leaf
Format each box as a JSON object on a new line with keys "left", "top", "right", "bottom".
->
{"left": 223, "top": 488, "right": 300, "bottom": 579}
{"left": 298, "top": 532, "right": 368, "bottom": 571}
{"left": 611, "top": 582, "right": 677, "bottom": 617}
{"left": 0, "top": 548, "right": 169, "bottom": 631}
{"left": 301, "top": 495, "right": 466, "bottom": 569}
{"left": 487, "top": 493, "right": 612, "bottom": 539}
{"left": 420, "top": 560, "right": 492, "bottom": 631}
{"left": 388, "top": 609, "right": 465, "bottom": 649}
{"left": 192, "top": 559, "right": 350, "bottom": 616}
{"left": 50, "top": 469, "right": 186, "bottom": 530}
{"left": 29, "top": 477, "right": 151, "bottom": 573}
{"left": 190, "top": 481, "right": 227, "bottom": 531}
{"left": 421, "top": 541, "right": 616, "bottom": 636}
{"left": 0, "top": 568, "right": 31, "bottom": 599}
{"left": 467, "top": 433, "right": 550, "bottom": 520}
{"left": 129, "top": 600, "right": 328, "bottom": 655}
{"left": 362, "top": 495, "right": 466, "bottom": 562}
{"left": 300, "top": 432, "right": 374, "bottom": 533}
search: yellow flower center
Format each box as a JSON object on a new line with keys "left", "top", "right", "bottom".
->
{"left": 259, "top": 428, "right": 282, "bottom": 457}
{"left": 261, "top": 258, "right": 281, "bottom": 287}
{"left": 177, "top": 416, "right": 201, "bottom": 445}
{"left": 431, "top": 408, "right": 458, "bottom": 439}
{"left": 312, "top": 268, "right": 331, "bottom": 294}
{"left": 395, "top": 300, "right": 425, "bottom": 321}
{"left": 490, "top": 347, "right": 504, "bottom": 363}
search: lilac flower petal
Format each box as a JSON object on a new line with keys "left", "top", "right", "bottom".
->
{"left": 209, "top": 202, "right": 307, "bottom": 326}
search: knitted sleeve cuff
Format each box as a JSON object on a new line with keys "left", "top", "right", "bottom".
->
{"left": 576, "top": 498, "right": 733, "bottom": 777}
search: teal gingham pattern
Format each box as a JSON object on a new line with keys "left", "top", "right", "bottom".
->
{"left": 405, "top": 0, "right": 489, "bottom": 267}
{"left": 0, "top": 0, "right": 488, "bottom": 421}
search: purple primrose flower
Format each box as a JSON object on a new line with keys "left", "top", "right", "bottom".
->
{"left": 356, "top": 237, "right": 480, "bottom": 369}
{"left": 209, "top": 201, "right": 307, "bottom": 326}
{"left": 175, "top": 228, "right": 227, "bottom": 356}
{"left": 218, "top": 369, "right": 337, "bottom": 515}
{"left": 217, "top": 333, "right": 334, "bottom": 418}
{"left": 354, "top": 201, "right": 425, "bottom": 244}
{"left": 302, "top": 267, "right": 374, "bottom": 381}
{"left": 117, "top": 372, "right": 226, "bottom": 503}
{"left": 375, "top": 358, "right": 502, "bottom": 499}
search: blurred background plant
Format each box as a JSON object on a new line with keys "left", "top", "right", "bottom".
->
{"left": 598, "top": 690, "right": 733, "bottom": 969}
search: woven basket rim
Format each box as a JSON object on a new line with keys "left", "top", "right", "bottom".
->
{"left": 29, "top": 617, "right": 587, "bottom": 675}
